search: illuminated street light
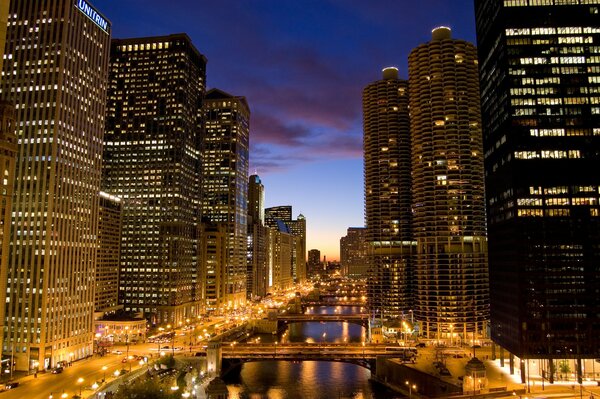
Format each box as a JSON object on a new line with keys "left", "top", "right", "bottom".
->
{"left": 405, "top": 381, "right": 416, "bottom": 399}
{"left": 102, "top": 365, "right": 108, "bottom": 381}
{"left": 77, "top": 377, "right": 84, "bottom": 396}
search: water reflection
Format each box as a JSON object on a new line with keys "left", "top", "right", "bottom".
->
{"left": 224, "top": 306, "right": 401, "bottom": 398}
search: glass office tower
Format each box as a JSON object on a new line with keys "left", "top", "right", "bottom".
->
{"left": 475, "top": 0, "right": 600, "bottom": 382}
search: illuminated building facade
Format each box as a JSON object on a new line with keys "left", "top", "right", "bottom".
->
{"left": 96, "top": 192, "right": 122, "bottom": 313}
{"left": 0, "top": 101, "right": 16, "bottom": 361}
{"left": 0, "top": 0, "right": 110, "bottom": 370}
{"left": 363, "top": 67, "right": 414, "bottom": 318}
{"left": 265, "top": 206, "right": 307, "bottom": 283}
{"left": 0, "top": 0, "right": 8, "bottom": 73}
{"left": 268, "top": 222, "right": 295, "bottom": 292}
{"left": 104, "top": 34, "right": 206, "bottom": 325}
{"left": 340, "top": 227, "right": 369, "bottom": 278}
{"left": 202, "top": 89, "right": 250, "bottom": 309}
{"left": 248, "top": 175, "right": 265, "bottom": 224}
{"left": 409, "top": 27, "right": 489, "bottom": 339}
{"left": 247, "top": 175, "right": 269, "bottom": 299}
{"left": 307, "top": 249, "right": 322, "bottom": 277}
{"left": 475, "top": 0, "right": 600, "bottom": 379}
{"left": 199, "top": 223, "right": 227, "bottom": 312}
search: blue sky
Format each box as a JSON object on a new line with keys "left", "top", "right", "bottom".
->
{"left": 96, "top": 0, "right": 477, "bottom": 259}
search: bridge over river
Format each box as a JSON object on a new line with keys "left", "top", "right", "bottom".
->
{"left": 208, "top": 342, "right": 415, "bottom": 375}
{"left": 277, "top": 313, "right": 369, "bottom": 327}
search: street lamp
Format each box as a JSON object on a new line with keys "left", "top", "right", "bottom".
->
{"left": 124, "top": 326, "right": 130, "bottom": 361}
{"left": 405, "top": 381, "right": 416, "bottom": 399}
{"left": 274, "top": 341, "right": 278, "bottom": 356}
{"left": 77, "top": 377, "right": 84, "bottom": 396}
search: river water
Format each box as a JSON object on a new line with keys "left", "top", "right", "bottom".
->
{"left": 223, "top": 305, "right": 403, "bottom": 399}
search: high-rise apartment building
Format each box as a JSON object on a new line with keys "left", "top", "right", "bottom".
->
{"left": 0, "top": 101, "right": 16, "bottom": 359}
{"left": 475, "top": 1, "right": 600, "bottom": 380}
{"left": 363, "top": 67, "right": 414, "bottom": 318}
{"left": 408, "top": 27, "right": 489, "bottom": 340}
{"left": 340, "top": 227, "right": 369, "bottom": 278}
{"left": 103, "top": 34, "right": 206, "bottom": 325}
{"left": 96, "top": 192, "right": 122, "bottom": 313}
{"left": 0, "top": 0, "right": 110, "bottom": 370}
{"left": 202, "top": 89, "right": 250, "bottom": 309}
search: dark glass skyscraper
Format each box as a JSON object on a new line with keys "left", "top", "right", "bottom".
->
{"left": 475, "top": 0, "right": 600, "bottom": 376}
{"left": 363, "top": 67, "right": 414, "bottom": 318}
{"left": 202, "top": 89, "right": 250, "bottom": 309}
{"left": 103, "top": 34, "right": 206, "bottom": 325}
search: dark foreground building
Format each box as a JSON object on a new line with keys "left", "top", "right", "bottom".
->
{"left": 475, "top": 0, "right": 600, "bottom": 382}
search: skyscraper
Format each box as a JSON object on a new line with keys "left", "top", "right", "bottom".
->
{"left": 202, "top": 89, "right": 250, "bottom": 309}
{"left": 475, "top": 1, "right": 600, "bottom": 380}
{"left": 0, "top": 101, "right": 16, "bottom": 360}
{"left": 248, "top": 175, "right": 265, "bottom": 225}
{"left": 340, "top": 227, "right": 369, "bottom": 278}
{"left": 96, "top": 192, "right": 122, "bottom": 313}
{"left": 247, "top": 175, "right": 269, "bottom": 299}
{"left": 103, "top": 34, "right": 206, "bottom": 325}
{"left": 307, "top": 249, "right": 322, "bottom": 277}
{"left": 264, "top": 206, "right": 293, "bottom": 226}
{"left": 265, "top": 206, "right": 307, "bottom": 283}
{"left": 0, "top": 0, "right": 9, "bottom": 73}
{"left": 408, "top": 27, "right": 489, "bottom": 340}
{"left": 363, "top": 67, "right": 414, "bottom": 318}
{"left": 0, "top": 0, "right": 110, "bottom": 370}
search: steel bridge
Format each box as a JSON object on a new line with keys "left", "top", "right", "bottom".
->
{"left": 218, "top": 342, "right": 393, "bottom": 375}
{"left": 277, "top": 313, "right": 369, "bottom": 327}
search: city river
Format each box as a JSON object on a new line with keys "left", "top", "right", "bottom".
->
{"left": 223, "top": 305, "right": 402, "bottom": 399}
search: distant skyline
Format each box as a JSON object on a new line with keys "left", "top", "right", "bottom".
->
{"left": 96, "top": 0, "right": 477, "bottom": 260}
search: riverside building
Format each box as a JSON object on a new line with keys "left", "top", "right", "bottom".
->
{"left": 475, "top": 0, "right": 600, "bottom": 383}
{"left": 201, "top": 89, "right": 250, "bottom": 309}
{"left": 408, "top": 27, "right": 489, "bottom": 340}
{"left": 0, "top": 0, "right": 110, "bottom": 370}
{"left": 103, "top": 34, "right": 206, "bottom": 325}
{"left": 363, "top": 67, "right": 414, "bottom": 318}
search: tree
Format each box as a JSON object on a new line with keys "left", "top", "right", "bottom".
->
{"left": 113, "top": 377, "right": 178, "bottom": 399}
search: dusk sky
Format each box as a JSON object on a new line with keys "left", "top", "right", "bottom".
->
{"left": 96, "top": 0, "right": 477, "bottom": 260}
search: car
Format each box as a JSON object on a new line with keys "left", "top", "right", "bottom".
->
{"left": 415, "top": 343, "right": 426, "bottom": 348}
{"left": 4, "top": 382, "right": 19, "bottom": 389}
{"left": 121, "top": 357, "right": 128, "bottom": 363}
{"left": 471, "top": 344, "right": 481, "bottom": 349}
{"left": 51, "top": 366, "right": 63, "bottom": 374}
{"left": 161, "top": 346, "right": 170, "bottom": 349}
